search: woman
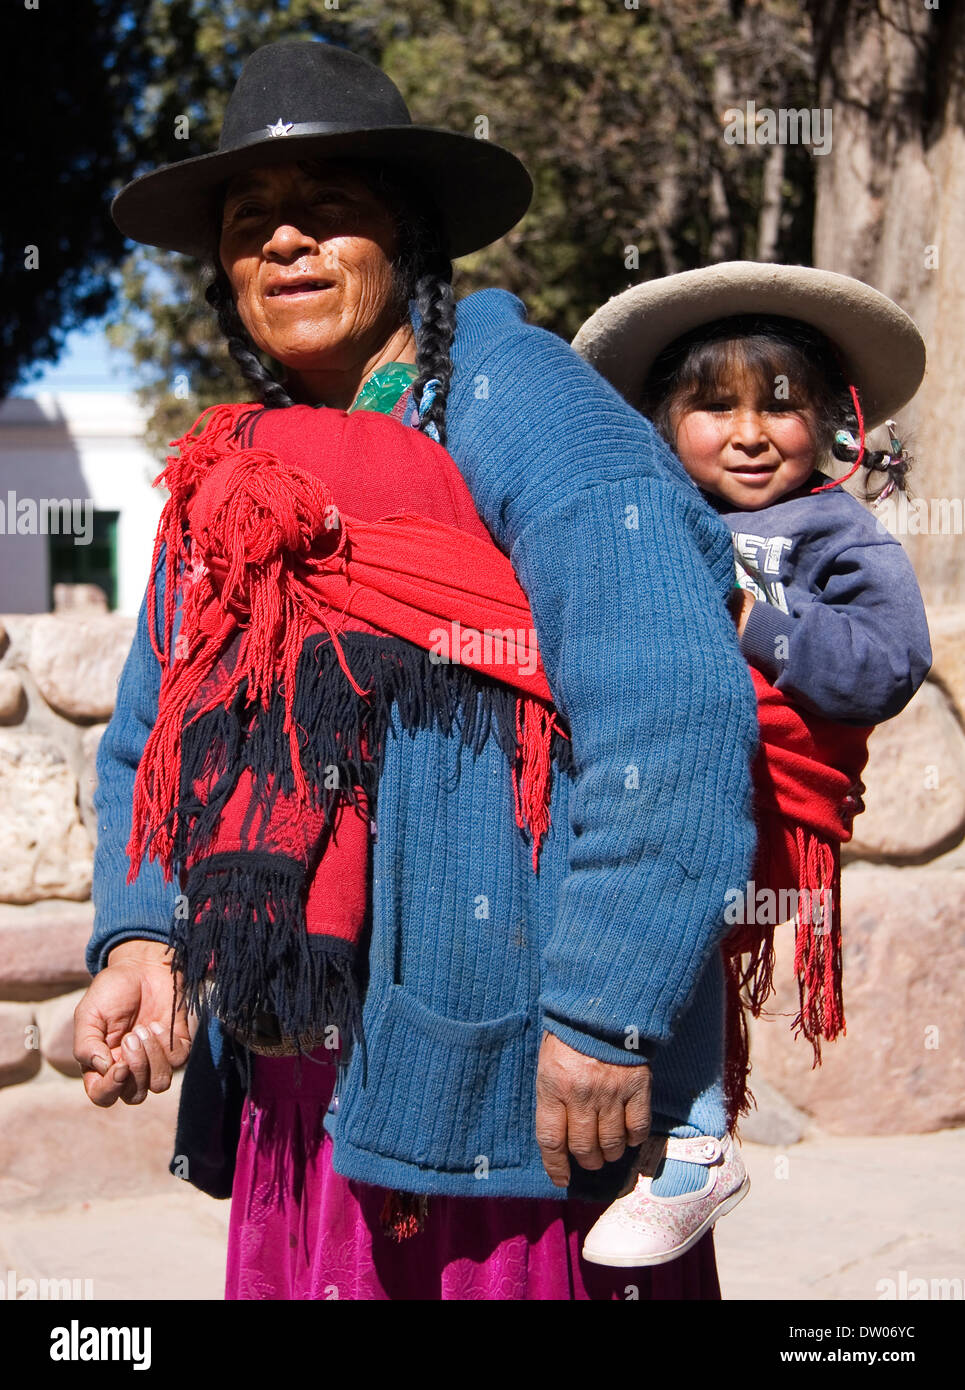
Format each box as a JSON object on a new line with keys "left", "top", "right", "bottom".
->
{"left": 74, "top": 39, "right": 758, "bottom": 1300}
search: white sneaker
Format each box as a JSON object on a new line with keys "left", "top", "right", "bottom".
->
{"left": 581, "top": 1132, "right": 749, "bottom": 1267}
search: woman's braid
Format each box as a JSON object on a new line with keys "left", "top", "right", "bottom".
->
{"left": 368, "top": 165, "right": 456, "bottom": 447}
{"left": 204, "top": 277, "right": 295, "bottom": 410}
{"left": 412, "top": 259, "right": 457, "bottom": 449}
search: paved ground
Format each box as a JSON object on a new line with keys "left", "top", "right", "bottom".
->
{"left": 1, "top": 1129, "right": 962, "bottom": 1300}
{"left": 0, "top": 1187, "right": 231, "bottom": 1300}
{"left": 715, "top": 1128, "right": 965, "bottom": 1300}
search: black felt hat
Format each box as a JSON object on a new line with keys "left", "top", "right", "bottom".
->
{"left": 111, "top": 40, "right": 533, "bottom": 260}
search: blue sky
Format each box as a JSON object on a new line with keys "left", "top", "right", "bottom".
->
{"left": 17, "top": 324, "right": 138, "bottom": 397}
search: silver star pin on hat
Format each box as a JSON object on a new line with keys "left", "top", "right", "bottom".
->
{"left": 268, "top": 118, "right": 294, "bottom": 137}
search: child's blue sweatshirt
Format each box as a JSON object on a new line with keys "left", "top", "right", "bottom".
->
{"left": 87, "top": 289, "right": 759, "bottom": 1200}
{"left": 716, "top": 475, "right": 932, "bottom": 724}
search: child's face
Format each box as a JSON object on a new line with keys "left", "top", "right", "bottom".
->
{"left": 672, "top": 366, "right": 817, "bottom": 511}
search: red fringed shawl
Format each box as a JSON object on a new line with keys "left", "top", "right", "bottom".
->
{"left": 130, "top": 402, "right": 870, "bottom": 1103}
{"left": 131, "top": 403, "right": 571, "bottom": 1056}
{"left": 722, "top": 669, "right": 871, "bottom": 1125}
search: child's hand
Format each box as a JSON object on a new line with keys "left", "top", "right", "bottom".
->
{"left": 727, "top": 586, "right": 756, "bottom": 638}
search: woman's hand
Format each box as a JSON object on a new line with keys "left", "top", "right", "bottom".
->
{"left": 73, "top": 940, "right": 191, "bottom": 1107}
{"left": 534, "top": 1031, "right": 651, "bottom": 1187}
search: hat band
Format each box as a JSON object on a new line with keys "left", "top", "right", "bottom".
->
{"left": 224, "top": 117, "right": 410, "bottom": 152}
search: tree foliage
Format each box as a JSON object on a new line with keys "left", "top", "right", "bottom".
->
{"left": 3, "top": 1, "right": 153, "bottom": 398}
{"left": 17, "top": 1, "right": 822, "bottom": 449}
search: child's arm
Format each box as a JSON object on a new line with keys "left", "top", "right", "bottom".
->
{"left": 737, "top": 537, "right": 931, "bottom": 724}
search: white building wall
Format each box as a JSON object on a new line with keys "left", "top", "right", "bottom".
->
{"left": 0, "top": 392, "right": 164, "bottom": 616}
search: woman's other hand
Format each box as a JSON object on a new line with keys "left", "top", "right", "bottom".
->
{"left": 73, "top": 940, "right": 191, "bottom": 1107}
{"left": 534, "top": 1031, "right": 651, "bottom": 1187}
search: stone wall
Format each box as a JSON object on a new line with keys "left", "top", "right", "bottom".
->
{"left": 0, "top": 608, "right": 136, "bottom": 903}
{"left": 0, "top": 602, "right": 180, "bottom": 1208}
{"left": 0, "top": 595, "right": 961, "bottom": 1186}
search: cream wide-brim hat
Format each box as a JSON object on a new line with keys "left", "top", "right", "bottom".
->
{"left": 571, "top": 262, "right": 926, "bottom": 429}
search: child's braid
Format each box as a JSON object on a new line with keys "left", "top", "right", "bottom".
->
{"left": 832, "top": 404, "right": 914, "bottom": 501}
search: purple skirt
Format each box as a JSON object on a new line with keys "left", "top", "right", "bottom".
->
{"left": 225, "top": 1052, "right": 721, "bottom": 1301}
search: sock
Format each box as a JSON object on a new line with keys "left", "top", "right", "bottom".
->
{"left": 649, "top": 948, "right": 728, "bottom": 1198}
{"left": 649, "top": 1155, "right": 711, "bottom": 1198}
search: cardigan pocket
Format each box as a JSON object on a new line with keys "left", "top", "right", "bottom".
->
{"left": 340, "top": 984, "right": 533, "bottom": 1173}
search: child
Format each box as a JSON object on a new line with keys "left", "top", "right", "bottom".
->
{"left": 571, "top": 262, "right": 931, "bottom": 1266}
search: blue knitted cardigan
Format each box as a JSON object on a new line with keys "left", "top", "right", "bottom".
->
{"left": 88, "top": 289, "right": 758, "bottom": 1201}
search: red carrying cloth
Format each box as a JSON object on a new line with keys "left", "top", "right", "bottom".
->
{"left": 722, "top": 667, "right": 872, "bottom": 1125}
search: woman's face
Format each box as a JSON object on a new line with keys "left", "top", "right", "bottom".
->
{"left": 672, "top": 363, "right": 818, "bottom": 511}
{"left": 219, "top": 160, "right": 404, "bottom": 387}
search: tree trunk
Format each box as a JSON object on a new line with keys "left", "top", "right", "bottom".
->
{"left": 757, "top": 141, "right": 786, "bottom": 261}
{"left": 809, "top": 0, "right": 965, "bottom": 604}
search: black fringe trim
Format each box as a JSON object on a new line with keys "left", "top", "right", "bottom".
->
{"left": 173, "top": 631, "right": 574, "bottom": 868}
{"left": 175, "top": 851, "right": 366, "bottom": 1077}
{"left": 169, "top": 634, "right": 572, "bottom": 1065}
